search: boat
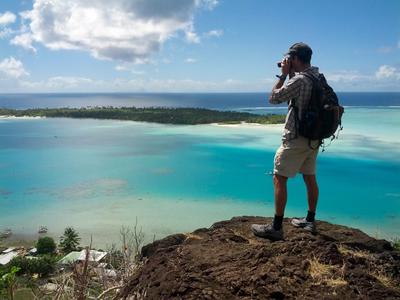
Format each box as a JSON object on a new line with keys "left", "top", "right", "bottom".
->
{"left": 38, "top": 226, "right": 48, "bottom": 234}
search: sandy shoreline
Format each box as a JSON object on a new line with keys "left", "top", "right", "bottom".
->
{"left": 210, "top": 121, "right": 283, "bottom": 129}
{"left": 210, "top": 121, "right": 283, "bottom": 127}
{"left": 0, "top": 115, "right": 44, "bottom": 120}
{"left": 0, "top": 116, "right": 283, "bottom": 129}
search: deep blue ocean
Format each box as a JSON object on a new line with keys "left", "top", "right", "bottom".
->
{"left": 1, "top": 92, "right": 400, "bottom": 109}
{"left": 0, "top": 92, "right": 399, "bottom": 246}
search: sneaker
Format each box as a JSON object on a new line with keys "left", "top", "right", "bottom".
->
{"left": 251, "top": 223, "right": 283, "bottom": 240}
{"left": 291, "top": 217, "right": 316, "bottom": 233}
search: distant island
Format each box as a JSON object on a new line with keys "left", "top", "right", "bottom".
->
{"left": 0, "top": 107, "right": 285, "bottom": 125}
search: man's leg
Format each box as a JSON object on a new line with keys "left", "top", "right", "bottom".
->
{"left": 250, "top": 173, "right": 288, "bottom": 240}
{"left": 291, "top": 174, "right": 318, "bottom": 233}
{"left": 303, "top": 174, "right": 319, "bottom": 214}
{"left": 274, "top": 174, "right": 288, "bottom": 216}
{"left": 272, "top": 174, "right": 288, "bottom": 231}
{"left": 251, "top": 141, "right": 294, "bottom": 240}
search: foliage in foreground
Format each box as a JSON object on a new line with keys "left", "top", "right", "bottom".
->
{"left": 0, "top": 266, "right": 20, "bottom": 300}
{"left": 0, "top": 107, "right": 285, "bottom": 125}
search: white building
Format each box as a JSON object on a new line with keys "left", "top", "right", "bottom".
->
{"left": 0, "top": 252, "right": 19, "bottom": 265}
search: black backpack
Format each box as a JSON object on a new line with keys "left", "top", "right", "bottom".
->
{"left": 292, "top": 72, "right": 344, "bottom": 149}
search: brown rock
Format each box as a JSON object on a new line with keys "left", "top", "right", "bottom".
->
{"left": 116, "top": 216, "right": 400, "bottom": 300}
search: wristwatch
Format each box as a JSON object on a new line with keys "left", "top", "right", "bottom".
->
{"left": 276, "top": 74, "right": 287, "bottom": 80}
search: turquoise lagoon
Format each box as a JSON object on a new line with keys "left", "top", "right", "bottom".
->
{"left": 0, "top": 107, "right": 399, "bottom": 246}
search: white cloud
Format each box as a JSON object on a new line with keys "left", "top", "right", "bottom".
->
{"left": 115, "top": 64, "right": 144, "bottom": 75}
{"left": 205, "top": 29, "right": 223, "bottom": 38}
{"left": 327, "top": 66, "right": 400, "bottom": 84}
{"left": 108, "top": 78, "right": 256, "bottom": 92}
{"left": 6, "top": 65, "right": 400, "bottom": 93}
{"left": 115, "top": 65, "right": 130, "bottom": 72}
{"left": 0, "top": 11, "right": 16, "bottom": 25}
{"left": 20, "top": 76, "right": 97, "bottom": 89}
{"left": 325, "top": 70, "right": 369, "bottom": 82}
{"left": 0, "top": 11, "right": 17, "bottom": 39}
{"left": 196, "top": 0, "right": 219, "bottom": 10}
{"left": 185, "top": 29, "right": 201, "bottom": 44}
{"left": 0, "top": 27, "right": 14, "bottom": 39}
{"left": 0, "top": 57, "right": 29, "bottom": 78}
{"left": 323, "top": 66, "right": 400, "bottom": 91}
{"left": 10, "top": 33, "right": 37, "bottom": 53}
{"left": 13, "top": 0, "right": 215, "bottom": 62}
{"left": 131, "top": 70, "right": 145, "bottom": 75}
{"left": 185, "top": 58, "right": 197, "bottom": 63}
{"left": 375, "top": 65, "right": 400, "bottom": 80}
{"left": 45, "top": 76, "right": 94, "bottom": 88}
{"left": 14, "top": 76, "right": 269, "bottom": 92}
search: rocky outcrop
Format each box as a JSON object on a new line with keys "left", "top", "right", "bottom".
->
{"left": 117, "top": 216, "right": 400, "bottom": 299}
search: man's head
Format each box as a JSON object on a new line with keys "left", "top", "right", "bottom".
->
{"left": 286, "top": 42, "right": 312, "bottom": 71}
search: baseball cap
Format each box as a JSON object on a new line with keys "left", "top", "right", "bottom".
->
{"left": 285, "top": 42, "right": 313, "bottom": 60}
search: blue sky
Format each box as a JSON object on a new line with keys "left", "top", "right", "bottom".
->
{"left": 0, "top": 0, "right": 399, "bottom": 92}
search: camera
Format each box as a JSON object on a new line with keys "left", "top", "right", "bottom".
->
{"left": 277, "top": 55, "right": 291, "bottom": 68}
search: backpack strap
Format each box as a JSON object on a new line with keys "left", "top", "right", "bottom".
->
{"left": 301, "top": 71, "right": 319, "bottom": 85}
{"left": 289, "top": 72, "right": 323, "bottom": 150}
{"left": 297, "top": 72, "right": 323, "bottom": 149}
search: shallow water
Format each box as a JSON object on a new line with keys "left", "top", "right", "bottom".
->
{"left": 0, "top": 107, "right": 399, "bottom": 247}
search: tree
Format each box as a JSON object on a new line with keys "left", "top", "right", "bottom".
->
{"left": 8, "top": 256, "right": 55, "bottom": 277}
{"left": 36, "top": 237, "right": 56, "bottom": 255}
{"left": 59, "top": 227, "right": 81, "bottom": 253}
{"left": 0, "top": 266, "right": 20, "bottom": 300}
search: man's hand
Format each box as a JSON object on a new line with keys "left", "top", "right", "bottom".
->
{"left": 280, "top": 57, "right": 291, "bottom": 76}
{"left": 269, "top": 57, "right": 293, "bottom": 102}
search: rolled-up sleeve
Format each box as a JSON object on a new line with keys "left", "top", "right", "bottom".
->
{"left": 269, "top": 76, "right": 302, "bottom": 104}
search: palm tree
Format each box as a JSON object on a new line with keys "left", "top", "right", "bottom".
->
{"left": 59, "top": 227, "right": 81, "bottom": 253}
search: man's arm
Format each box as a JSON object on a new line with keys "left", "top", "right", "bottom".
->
{"left": 269, "top": 75, "right": 301, "bottom": 104}
{"left": 271, "top": 76, "right": 287, "bottom": 96}
{"left": 269, "top": 57, "right": 298, "bottom": 104}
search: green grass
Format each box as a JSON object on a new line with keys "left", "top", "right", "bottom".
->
{"left": 392, "top": 238, "right": 400, "bottom": 251}
{"left": 14, "top": 288, "right": 35, "bottom": 300}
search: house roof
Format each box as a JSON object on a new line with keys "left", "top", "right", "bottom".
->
{"left": 0, "top": 252, "right": 19, "bottom": 265}
{"left": 57, "top": 251, "right": 81, "bottom": 265}
{"left": 2, "top": 247, "right": 15, "bottom": 254}
{"left": 77, "top": 250, "right": 107, "bottom": 262}
{"left": 58, "top": 250, "right": 107, "bottom": 265}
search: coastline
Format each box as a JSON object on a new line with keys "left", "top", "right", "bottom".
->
{"left": 0, "top": 107, "right": 286, "bottom": 126}
{"left": 0, "top": 116, "right": 281, "bottom": 127}
{"left": 0, "top": 115, "right": 44, "bottom": 120}
{"left": 210, "top": 121, "right": 283, "bottom": 129}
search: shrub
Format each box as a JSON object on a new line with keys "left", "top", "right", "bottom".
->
{"left": 392, "top": 238, "right": 400, "bottom": 251}
{"left": 29, "top": 255, "right": 55, "bottom": 276}
{"left": 36, "top": 237, "right": 56, "bottom": 254}
{"left": 8, "top": 256, "right": 55, "bottom": 277}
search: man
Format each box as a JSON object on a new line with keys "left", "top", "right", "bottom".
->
{"left": 251, "top": 42, "right": 320, "bottom": 240}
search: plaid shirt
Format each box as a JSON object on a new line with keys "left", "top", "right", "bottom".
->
{"left": 270, "top": 66, "right": 320, "bottom": 141}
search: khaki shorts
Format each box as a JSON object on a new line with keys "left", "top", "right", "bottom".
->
{"left": 273, "top": 136, "right": 320, "bottom": 178}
